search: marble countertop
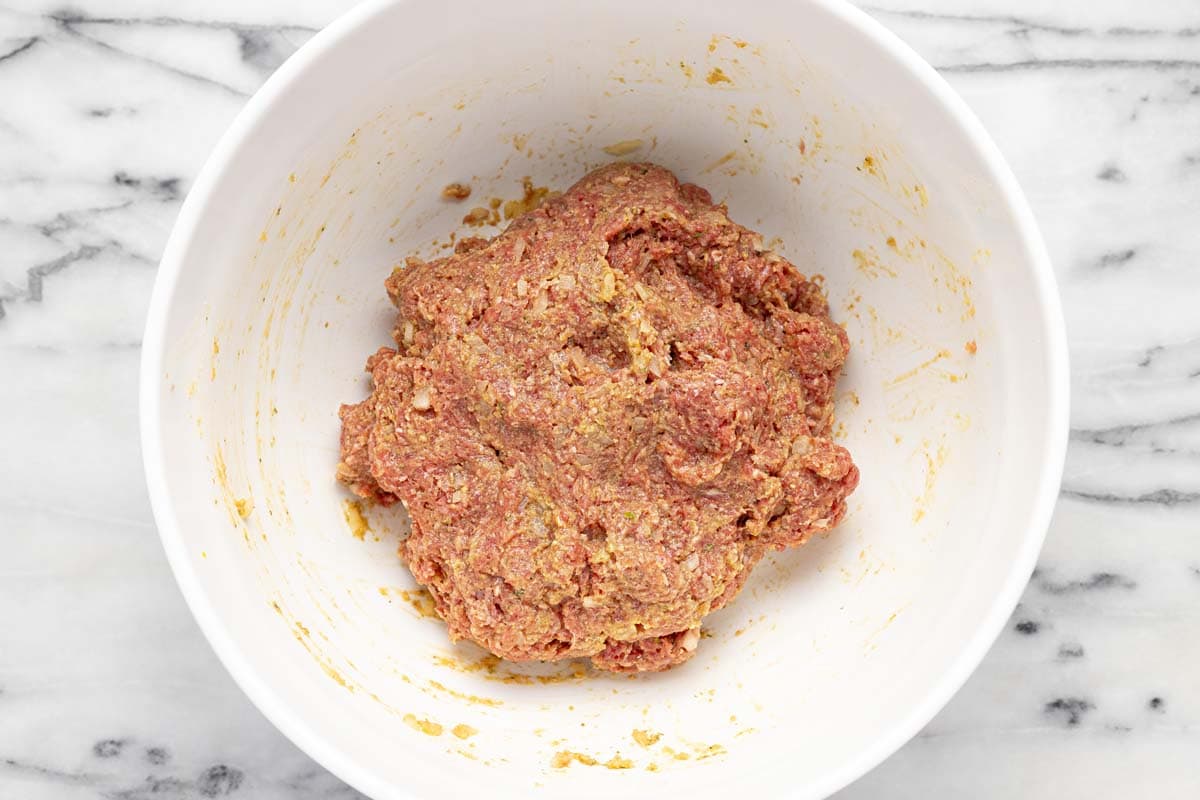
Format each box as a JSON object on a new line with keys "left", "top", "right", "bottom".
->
{"left": 2, "top": 0, "right": 1198, "bottom": 797}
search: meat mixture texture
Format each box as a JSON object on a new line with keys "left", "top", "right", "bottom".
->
{"left": 338, "top": 162, "right": 859, "bottom": 673}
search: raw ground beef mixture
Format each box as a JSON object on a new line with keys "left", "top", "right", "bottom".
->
{"left": 338, "top": 162, "right": 858, "bottom": 672}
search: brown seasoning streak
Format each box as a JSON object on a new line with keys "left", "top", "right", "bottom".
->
{"left": 551, "top": 751, "right": 598, "bottom": 769}
{"left": 428, "top": 679, "right": 503, "bottom": 707}
{"left": 433, "top": 652, "right": 591, "bottom": 684}
{"left": 551, "top": 751, "right": 634, "bottom": 770}
{"left": 234, "top": 498, "right": 253, "bottom": 519}
{"left": 502, "top": 177, "right": 552, "bottom": 220}
{"left": 632, "top": 729, "right": 662, "bottom": 747}
{"left": 706, "top": 67, "right": 733, "bottom": 85}
{"left": 602, "top": 139, "right": 645, "bottom": 157}
{"left": 342, "top": 498, "right": 370, "bottom": 540}
{"left": 403, "top": 714, "right": 444, "bottom": 736}
{"left": 451, "top": 724, "right": 478, "bottom": 740}
{"left": 398, "top": 588, "right": 439, "bottom": 619}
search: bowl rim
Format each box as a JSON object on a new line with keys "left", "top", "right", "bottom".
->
{"left": 139, "top": 0, "right": 1069, "bottom": 797}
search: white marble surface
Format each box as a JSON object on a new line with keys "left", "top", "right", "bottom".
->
{"left": 2, "top": 0, "right": 1198, "bottom": 797}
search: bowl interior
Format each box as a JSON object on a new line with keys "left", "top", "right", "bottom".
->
{"left": 145, "top": 1, "right": 1062, "bottom": 798}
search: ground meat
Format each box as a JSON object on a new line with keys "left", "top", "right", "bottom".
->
{"left": 338, "top": 162, "right": 858, "bottom": 672}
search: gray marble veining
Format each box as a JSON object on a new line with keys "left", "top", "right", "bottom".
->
{"left": 2, "top": 0, "right": 1198, "bottom": 797}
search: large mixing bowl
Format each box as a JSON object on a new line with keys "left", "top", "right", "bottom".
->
{"left": 140, "top": 1, "right": 1068, "bottom": 797}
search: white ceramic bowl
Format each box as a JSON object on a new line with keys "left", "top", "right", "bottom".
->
{"left": 141, "top": 1, "right": 1068, "bottom": 798}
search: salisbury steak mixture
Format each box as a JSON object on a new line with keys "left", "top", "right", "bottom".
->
{"left": 338, "top": 162, "right": 858, "bottom": 672}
